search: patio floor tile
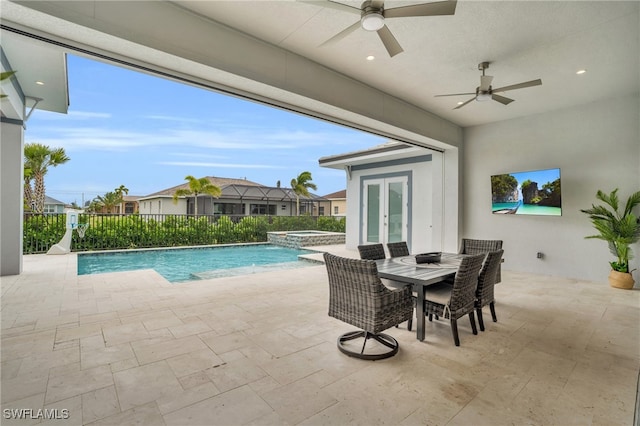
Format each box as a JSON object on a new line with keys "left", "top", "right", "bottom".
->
{"left": 162, "top": 385, "right": 273, "bottom": 426}
{"left": 45, "top": 365, "right": 114, "bottom": 404}
{"left": 112, "top": 361, "right": 183, "bottom": 411}
{"left": 1, "top": 250, "right": 638, "bottom": 425}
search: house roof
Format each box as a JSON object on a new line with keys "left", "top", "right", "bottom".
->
{"left": 319, "top": 141, "right": 432, "bottom": 169}
{"left": 323, "top": 190, "right": 346, "bottom": 199}
{"left": 44, "top": 195, "right": 65, "bottom": 205}
{"left": 143, "top": 176, "right": 263, "bottom": 198}
{"left": 140, "top": 176, "right": 325, "bottom": 202}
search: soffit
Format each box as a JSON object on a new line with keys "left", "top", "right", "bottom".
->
{"left": 0, "top": 28, "right": 68, "bottom": 114}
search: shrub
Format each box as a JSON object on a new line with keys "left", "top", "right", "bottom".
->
{"left": 23, "top": 213, "right": 346, "bottom": 253}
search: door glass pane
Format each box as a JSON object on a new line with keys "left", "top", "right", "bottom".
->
{"left": 367, "top": 184, "right": 380, "bottom": 242}
{"left": 387, "top": 181, "right": 403, "bottom": 243}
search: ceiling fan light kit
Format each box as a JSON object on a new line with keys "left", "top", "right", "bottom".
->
{"left": 361, "top": 11, "right": 385, "bottom": 31}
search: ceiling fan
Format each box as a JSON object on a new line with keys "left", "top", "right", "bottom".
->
{"left": 435, "top": 62, "right": 542, "bottom": 109}
{"left": 301, "top": 0, "right": 457, "bottom": 57}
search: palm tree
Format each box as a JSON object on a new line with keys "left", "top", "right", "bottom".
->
{"left": 114, "top": 185, "right": 129, "bottom": 213}
{"left": 172, "top": 175, "right": 221, "bottom": 216}
{"left": 1, "top": 70, "right": 16, "bottom": 99}
{"left": 23, "top": 143, "right": 70, "bottom": 213}
{"left": 290, "top": 171, "right": 317, "bottom": 216}
{"left": 115, "top": 184, "right": 129, "bottom": 197}
{"left": 93, "top": 191, "right": 122, "bottom": 214}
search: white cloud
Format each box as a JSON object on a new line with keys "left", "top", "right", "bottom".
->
{"left": 25, "top": 118, "right": 383, "bottom": 154}
{"left": 168, "top": 152, "right": 229, "bottom": 159}
{"left": 143, "top": 115, "right": 204, "bottom": 124}
{"left": 157, "top": 161, "right": 285, "bottom": 169}
{"left": 33, "top": 110, "right": 111, "bottom": 120}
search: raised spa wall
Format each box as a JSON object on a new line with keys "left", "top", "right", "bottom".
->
{"left": 267, "top": 231, "right": 346, "bottom": 249}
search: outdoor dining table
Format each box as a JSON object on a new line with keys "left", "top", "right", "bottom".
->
{"left": 375, "top": 252, "right": 465, "bottom": 342}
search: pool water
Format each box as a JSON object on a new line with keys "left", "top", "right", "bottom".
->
{"left": 77, "top": 244, "right": 317, "bottom": 283}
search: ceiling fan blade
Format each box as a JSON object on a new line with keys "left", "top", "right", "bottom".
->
{"left": 298, "top": 0, "right": 360, "bottom": 14}
{"left": 454, "top": 97, "right": 476, "bottom": 110}
{"left": 492, "top": 94, "right": 515, "bottom": 105}
{"left": 384, "top": 0, "right": 457, "bottom": 18}
{"left": 435, "top": 92, "right": 475, "bottom": 97}
{"left": 320, "top": 21, "right": 360, "bottom": 47}
{"left": 480, "top": 75, "right": 493, "bottom": 91}
{"left": 492, "top": 79, "right": 542, "bottom": 93}
{"left": 376, "top": 25, "right": 404, "bottom": 57}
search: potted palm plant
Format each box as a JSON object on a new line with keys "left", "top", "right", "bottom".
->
{"left": 581, "top": 188, "right": 640, "bottom": 289}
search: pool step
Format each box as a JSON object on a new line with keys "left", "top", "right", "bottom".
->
{"left": 191, "top": 259, "right": 318, "bottom": 280}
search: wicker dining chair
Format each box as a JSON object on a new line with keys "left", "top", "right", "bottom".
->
{"left": 323, "top": 252, "right": 413, "bottom": 360}
{"left": 475, "top": 249, "right": 504, "bottom": 331}
{"left": 460, "top": 238, "right": 503, "bottom": 283}
{"left": 419, "top": 253, "right": 486, "bottom": 346}
{"left": 387, "top": 241, "right": 410, "bottom": 258}
{"left": 357, "top": 243, "right": 386, "bottom": 260}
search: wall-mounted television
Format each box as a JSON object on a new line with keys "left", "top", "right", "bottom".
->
{"left": 491, "top": 168, "right": 562, "bottom": 216}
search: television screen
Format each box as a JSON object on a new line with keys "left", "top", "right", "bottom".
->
{"left": 491, "top": 168, "right": 561, "bottom": 215}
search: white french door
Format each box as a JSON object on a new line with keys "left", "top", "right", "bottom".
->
{"left": 362, "top": 176, "right": 408, "bottom": 245}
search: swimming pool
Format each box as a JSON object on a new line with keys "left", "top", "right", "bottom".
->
{"left": 77, "top": 244, "right": 318, "bottom": 283}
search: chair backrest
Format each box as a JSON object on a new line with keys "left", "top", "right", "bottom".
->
{"left": 476, "top": 250, "right": 503, "bottom": 306}
{"left": 449, "top": 253, "right": 486, "bottom": 314}
{"left": 357, "top": 243, "right": 386, "bottom": 260}
{"left": 323, "top": 252, "right": 397, "bottom": 332}
{"left": 460, "top": 239, "right": 503, "bottom": 283}
{"left": 460, "top": 239, "right": 503, "bottom": 255}
{"left": 387, "top": 241, "right": 409, "bottom": 258}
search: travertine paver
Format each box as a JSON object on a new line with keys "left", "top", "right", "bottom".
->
{"left": 0, "top": 246, "right": 638, "bottom": 425}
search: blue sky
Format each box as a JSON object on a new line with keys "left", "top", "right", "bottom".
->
{"left": 28, "top": 55, "right": 384, "bottom": 205}
{"left": 510, "top": 168, "right": 560, "bottom": 187}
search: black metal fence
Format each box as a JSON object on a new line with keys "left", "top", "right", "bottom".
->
{"left": 23, "top": 213, "right": 346, "bottom": 254}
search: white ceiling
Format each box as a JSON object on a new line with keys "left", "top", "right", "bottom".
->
{"left": 1, "top": 1, "right": 638, "bottom": 130}
{"left": 174, "top": 0, "right": 639, "bottom": 127}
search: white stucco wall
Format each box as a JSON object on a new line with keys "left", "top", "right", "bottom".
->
{"left": 138, "top": 197, "right": 186, "bottom": 215}
{"left": 462, "top": 95, "right": 640, "bottom": 283}
{"left": 345, "top": 156, "right": 441, "bottom": 254}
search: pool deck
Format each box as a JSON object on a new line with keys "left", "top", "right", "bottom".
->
{"left": 1, "top": 245, "right": 639, "bottom": 425}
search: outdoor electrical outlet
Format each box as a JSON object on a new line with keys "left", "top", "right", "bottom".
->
{"left": 537, "top": 252, "right": 544, "bottom": 259}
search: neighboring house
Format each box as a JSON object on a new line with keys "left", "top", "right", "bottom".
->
{"left": 117, "top": 196, "right": 140, "bottom": 214}
{"left": 90, "top": 195, "right": 141, "bottom": 214}
{"left": 320, "top": 141, "right": 442, "bottom": 255}
{"left": 322, "top": 189, "right": 346, "bottom": 217}
{"left": 43, "top": 196, "right": 65, "bottom": 214}
{"left": 138, "top": 176, "right": 327, "bottom": 216}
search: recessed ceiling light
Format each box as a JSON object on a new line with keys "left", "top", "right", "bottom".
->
{"left": 576, "top": 69, "right": 587, "bottom": 75}
{"left": 366, "top": 55, "right": 375, "bottom": 61}
{"left": 36, "top": 81, "right": 45, "bottom": 85}
{"left": 457, "top": 101, "right": 464, "bottom": 105}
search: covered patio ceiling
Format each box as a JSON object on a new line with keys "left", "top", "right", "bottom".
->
{"left": 1, "top": 1, "right": 637, "bottom": 146}
{"left": 175, "top": 0, "right": 639, "bottom": 128}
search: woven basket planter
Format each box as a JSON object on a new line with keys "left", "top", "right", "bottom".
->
{"left": 608, "top": 270, "right": 635, "bottom": 290}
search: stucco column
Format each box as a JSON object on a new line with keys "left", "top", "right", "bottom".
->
{"left": 0, "top": 119, "right": 24, "bottom": 276}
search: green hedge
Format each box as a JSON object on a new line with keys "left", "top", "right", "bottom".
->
{"left": 23, "top": 214, "right": 346, "bottom": 254}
